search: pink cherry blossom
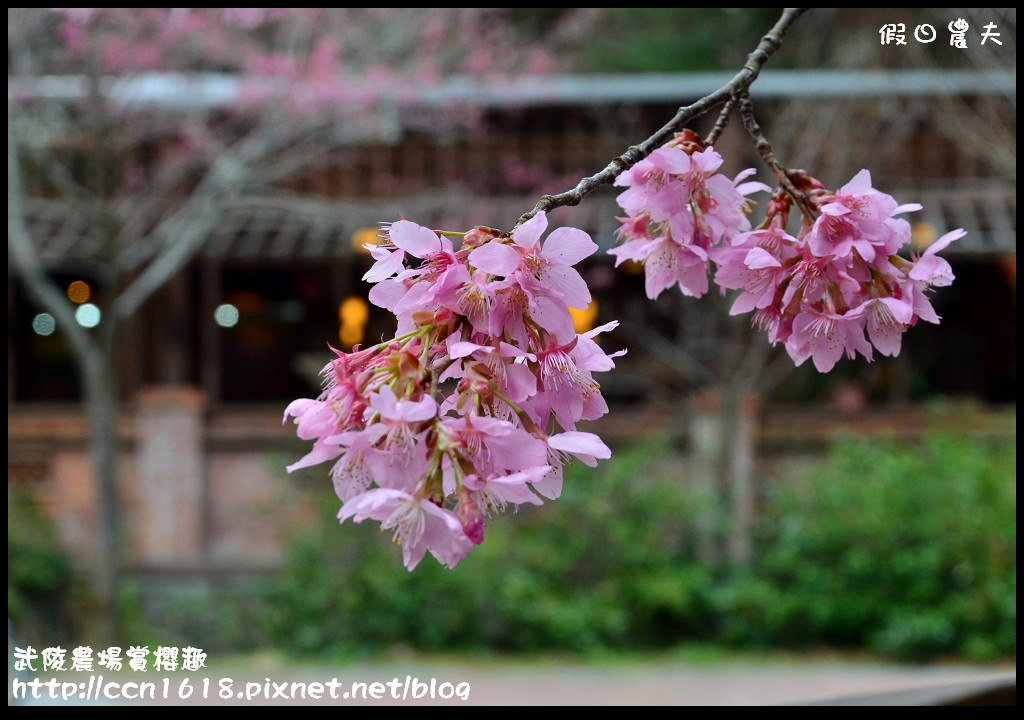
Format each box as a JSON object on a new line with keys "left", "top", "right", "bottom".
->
{"left": 338, "top": 489, "right": 473, "bottom": 570}
{"left": 610, "top": 136, "right": 767, "bottom": 300}
{"left": 469, "top": 211, "right": 598, "bottom": 309}
{"left": 289, "top": 211, "right": 621, "bottom": 569}
{"left": 612, "top": 154, "right": 964, "bottom": 373}
{"left": 786, "top": 308, "right": 873, "bottom": 373}
{"left": 442, "top": 414, "right": 548, "bottom": 472}
{"left": 908, "top": 228, "right": 964, "bottom": 288}
{"left": 533, "top": 430, "right": 612, "bottom": 500}
{"left": 857, "top": 296, "right": 914, "bottom": 357}
{"left": 327, "top": 427, "right": 386, "bottom": 501}
{"left": 713, "top": 229, "right": 798, "bottom": 315}
{"left": 464, "top": 465, "right": 549, "bottom": 516}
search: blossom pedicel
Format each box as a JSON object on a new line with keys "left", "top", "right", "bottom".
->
{"left": 611, "top": 131, "right": 964, "bottom": 372}
{"left": 286, "top": 213, "right": 622, "bottom": 570}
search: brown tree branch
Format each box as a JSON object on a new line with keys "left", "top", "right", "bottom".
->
{"left": 736, "top": 91, "right": 816, "bottom": 221}
{"left": 703, "top": 97, "right": 736, "bottom": 147}
{"left": 513, "top": 7, "right": 807, "bottom": 230}
{"left": 7, "top": 119, "right": 96, "bottom": 361}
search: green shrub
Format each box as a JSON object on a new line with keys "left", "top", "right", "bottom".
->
{"left": 269, "top": 430, "right": 1016, "bottom": 660}
{"left": 8, "top": 486, "right": 83, "bottom": 644}
{"left": 752, "top": 432, "right": 1016, "bottom": 659}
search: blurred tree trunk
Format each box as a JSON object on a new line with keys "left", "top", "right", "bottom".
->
{"left": 689, "top": 391, "right": 724, "bottom": 565}
{"left": 81, "top": 348, "right": 120, "bottom": 642}
{"left": 723, "top": 388, "right": 757, "bottom": 566}
{"left": 689, "top": 385, "right": 760, "bottom": 566}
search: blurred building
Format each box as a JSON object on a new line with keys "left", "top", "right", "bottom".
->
{"left": 8, "top": 70, "right": 1016, "bottom": 576}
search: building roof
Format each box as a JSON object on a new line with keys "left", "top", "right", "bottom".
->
{"left": 22, "top": 181, "right": 1015, "bottom": 265}
{"left": 20, "top": 70, "right": 1017, "bottom": 111}
{"left": 15, "top": 70, "right": 1015, "bottom": 264}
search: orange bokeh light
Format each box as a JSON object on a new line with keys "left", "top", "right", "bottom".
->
{"left": 66, "top": 280, "right": 91, "bottom": 304}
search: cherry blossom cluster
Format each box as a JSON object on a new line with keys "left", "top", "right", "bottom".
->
{"left": 611, "top": 133, "right": 964, "bottom": 372}
{"left": 285, "top": 212, "right": 622, "bottom": 570}
{"left": 609, "top": 131, "right": 771, "bottom": 299}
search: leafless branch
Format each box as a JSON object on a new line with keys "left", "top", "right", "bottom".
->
{"left": 704, "top": 97, "right": 735, "bottom": 147}
{"left": 623, "top": 295, "right": 720, "bottom": 386}
{"left": 7, "top": 119, "right": 96, "bottom": 361}
{"left": 736, "top": 91, "right": 816, "bottom": 222}
{"left": 513, "top": 7, "right": 807, "bottom": 230}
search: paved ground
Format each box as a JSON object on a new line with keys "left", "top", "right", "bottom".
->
{"left": 11, "top": 656, "right": 1014, "bottom": 705}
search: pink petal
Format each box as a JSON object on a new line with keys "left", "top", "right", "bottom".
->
{"left": 892, "top": 203, "right": 923, "bottom": 215}
{"left": 548, "top": 431, "right": 611, "bottom": 460}
{"left": 401, "top": 396, "right": 437, "bottom": 422}
{"left": 842, "top": 169, "right": 873, "bottom": 194}
{"left": 287, "top": 440, "right": 342, "bottom": 473}
{"left": 337, "top": 488, "right": 405, "bottom": 524}
{"left": 283, "top": 398, "right": 316, "bottom": 424}
{"left": 868, "top": 319, "right": 904, "bottom": 357}
{"left": 908, "top": 254, "right": 954, "bottom": 287}
{"left": 732, "top": 168, "right": 757, "bottom": 184}
{"left": 648, "top": 147, "right": 691, "bottom": 175}
{"left": 878, "top": 296, "right": 914, "bottom": 324}
{"left": 691, "top": 148, "right": 724, "bottom": 174}
{"left": 820, "top": 202, "right": 852, "bottom": 217}
{"left": 735, "top": 181, "right": 772, "bottom": 196}
{"left": 498, "top": 341, "right": 535, "bottom": 361}
{"left": 468, "top": 242, "right": 520, "bottom": 276}
{"left": 367, "top": 278, "right": 408, "bottom": 311}
{"left": 643, "top": 240, "right": 680, "bottom": 300}
{"left": 852, "top": 239, "right": 877, "bottom": 263}
{"left": 394, "top": 281, "right": 435, "bottom": 315}
{"left": 924, "top": 228, "right": 967, "bottom": 256}
{"left": 448, "top": 339, "right": 492, "bottom": 359}
{"left": 369, "top": 386, "right": 399, "bottom": 418}
{"left": 530, "top": 294, "right": 576, "bottom": 343}
{"left": 729, "top": 291, "right": 761, "bottom": 316}
{"left": 581, "top": 320, "right": 619, "bottom": 340}
{"left": 513, "top": 211, "right": 548, "bottom": 248}
{"left": 744, "top": 247, "right": 781, "bottom": 269}
{"left": 531, "top": 463, "right": 564, "bottom": 500}
{"left": 540, "top": 264, "right": 591, "bottom": 308}
{"left": 487, "top": 426, "right": 549, "bottom": 471}
{"left": 389, "top": 220, "right": 441, "bottom": 257}
{"left": 362, "top": 248, "right": 406, "bottom": 282}
{"left": 501, "top": 362, "right": 538, "bottom": 403}
{"left": 608, "top": 238, "right": 654, "bottom": 266}
{"left": 542, "top": 227, "right": 598, "bottom": 266}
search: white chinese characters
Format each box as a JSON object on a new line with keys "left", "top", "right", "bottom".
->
{"left": 11, "top": 645, "right": 207, "bottom": 672}
{"left": 880, "top": 19, "right": 1004, "bottom": 47}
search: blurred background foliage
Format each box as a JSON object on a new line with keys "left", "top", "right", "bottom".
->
{"left": 269, "top": 426, "right": 1016, "bottom": 661}
{"left": 8, "top": 488, "right": 90, "bottom": 645}
{"left": 15, "top": 425, "right": 1011, "bottom": 661}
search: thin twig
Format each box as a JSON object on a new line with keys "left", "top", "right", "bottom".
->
{"left": 736, "top": 91, "right": 816, "bottom": 222}
{"left": 704, "top": 97, "right": 735, "bottom": 147}
{"left": 513, "top": 7, "right": 807, "bottom": 230}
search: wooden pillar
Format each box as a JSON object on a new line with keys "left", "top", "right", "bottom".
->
{"left": 200, "top": 260, "right": 222, "bottom": 406}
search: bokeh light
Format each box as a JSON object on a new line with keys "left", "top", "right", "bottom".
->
{"left": 570, "top": 300, "right": 599, "bottom": 334}
{"left": 339, "top": 295, "right": 370, "bottom": 347}
{"left": 214, "top": 303, "right": 240, "bottom": 328}
{"left": 31, "top": 313, "right": 56, "bottom": 336}
{"left": 74, "top": 303, "right": 102, "bottom": 328}
{"left": 911, "top": 221, "right": 939, "bottom": 249}
{"left": 66, "top": 280, "right": 91, "bottom": 304}
{"left": 351, "top": 227, "right": 383, "bottom": 255}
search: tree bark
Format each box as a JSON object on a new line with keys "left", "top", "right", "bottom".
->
{"left": 724, "top": 389, "right": 758, "bottom": 566}
{"left": 81, "top": 350, "right": 120, "bottom": 643}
